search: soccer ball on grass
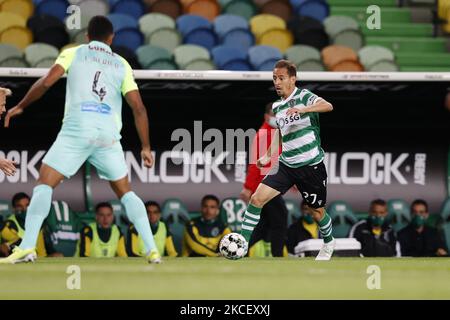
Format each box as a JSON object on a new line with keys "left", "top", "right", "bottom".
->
{"left": 219, "top": 233, "right": 248, "bottom": 260}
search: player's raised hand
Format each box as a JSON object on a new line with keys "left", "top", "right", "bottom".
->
{"left": 4, "top": 106, "right": 24, "bottom": 128}
{"left": 0, "top": 87, "right": 12, "bottom": 121}
{"left": 141, "top": 148, "right": 154, "bottom": 168}
{"left": 0, "top": 158, "right": 17, "bottom": 176}
{"left": 256, "top": 155, "right": 270, "bottom": 169}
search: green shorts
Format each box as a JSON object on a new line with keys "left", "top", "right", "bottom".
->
{"left": 42, "top": 133, "right": 128, "bottom": 181}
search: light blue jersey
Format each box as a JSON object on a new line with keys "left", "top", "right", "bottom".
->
{"left": 55, "top": 40, "right": 138, "bottom": 141}
{"left": 42, "top": 41, "right": 138, "bottom": 180}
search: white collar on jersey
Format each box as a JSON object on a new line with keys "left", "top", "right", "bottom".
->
{"left": 281, "top": 87, "right": 299, "bottom": 103}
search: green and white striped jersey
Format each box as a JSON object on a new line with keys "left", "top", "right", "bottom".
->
{"left": 272, "top": 87, "right": 325, "bottom": 168}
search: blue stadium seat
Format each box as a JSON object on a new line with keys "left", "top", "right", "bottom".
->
{"left": 177, "top": 14, "right": 218, "bottom": 51}
{"left": 214, "top": 14, "right": 254, "bottom": 49}
{"left": 291, "top": 0, "right": 329, "bottom": 22}
{"left": 248, "top": 45, "right": 283, "bottom": 71}
{"left": 35, "top": 0, "right": 70, "bottom": 22}
{"left": 107, "top": 13, "right": 139, "bottom": 31}
{"left": 108, "top": 13, "right": 143, "bottom": 51}
{"left": 162, "top": 198, "right": 191, "bottom": 254}
{"left": 110, "top": 0, "right": 145, "bottom": 20}
{"left": 214, "top": 14, "right": 248, "bottom": 38}
{"left": 211, "top": 45, "right": 251, "bottom": 70}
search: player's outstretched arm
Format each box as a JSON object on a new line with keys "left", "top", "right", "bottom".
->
{"left": 124, "top": 90, "right": 154, "bottom": 168}
{"left": 286, "top": 98, "right": 333, "bottom": 116}
{"left": 257, "top": 129, "right": 281, "bottom": 168}
{"left": 4, "top": 64, "right": 65, "bottom": 127}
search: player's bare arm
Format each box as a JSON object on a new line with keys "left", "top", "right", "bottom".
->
{"left": 256, "top": 129, "right": 281, "bottom": 169}
{"left": 286, "top": 98, "right": 333, "bottom": 116}
{"left": 4, "top": 64, "right": 65, "bottom": 128}
{"left": 124, "top": 89, "right": 154, "bottom": 168}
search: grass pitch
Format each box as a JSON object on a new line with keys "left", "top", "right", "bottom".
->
{"left": 1, "top": 257, "right": 449, "bottom": 299}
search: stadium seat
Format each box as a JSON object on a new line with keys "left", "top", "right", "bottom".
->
{"left": 221, "top": 0, "right": 257, "bottom": 21}
{"left": 45, "top": 200, "right": 82, "bottom": 257}
{"left": 0, "top": 44, "right": 23, "bottom": 61}
{"left": 136, "top": 44, "right": 177, "bottom": 69}
{"left": 176, "top": 14, "right": 218, "bottom": 51}
{"left": 250, "top": 14, "right": 286, "bottom": 40}
{"left": 387, "top": 199, "right": 410, "bottom": 232}
{"left": 327, "top": 0, "right": 397, "bottom": 5}
{"left": 284, "top": 199, "right": 301, "bottom": 226}
{"left": 0, "top": 56, "right": 29, "bottom": 67}
{"left": 330, "top": 7, "right": 412, "bottom": 23}
{"left": 0, "top": 0, "right": 35, "bottom": 20}
{"left": 24, "top": 43, "right": 59, "bottom": 67}
{"left": 139, "top": 13, "right": 175, "bottom": 37}
{"left": 150, "top": 0, "right": 183, "bottom": 20}
{"left": 173, "top": 44, "right": 209, "bottom": 68}
{"left": 214, "top": 14, "right": 254, "bottom": 49}
{"left": 108, "top": 13, "right": 144, "bottom": 51}
{"left": 211, "top": 45, "right": 251, "bottom": 70}
{"left": 327, "top": 201, "right": 358, "bottom": 238}
{"left": 110, "top": 0, "right": 145, "bottom": 20}
{"left": 395, "top": 52, "right": 450, "bottom": 68}
{"left": 323, "top": 15, "right": 363, "bottom": 51}
{"left": 0, "top": 12, "right": 26, "bottom": 34}
{"left": 76, "top": 0, "right": 110, "bottom": 22}
{"left": 360, "top": 22, "right": 433, "bottom": 38}
{"left": 365, "top": 37, "right": 447, "bottom": 53}
{"left": 248, "top": 45, "right": 283, "bottom": 71}
{"left": 219, "top": 197, "right": 246, "bottom": 232}
{"left": 35, "top": 0, "right": 70, "bottom": 22}
{"left": 0, "top": 26, "right": 33, "bottom": 51}
{"left": 185, "top": 0, "right": 221, "bottom": 22}
{"left": 287, "top": 15, "right": 329, "bottom": 50}
{"left": 440, "top": 198, "right": 450, "bottom": 251}
{"left": 161, "top": 198, "right": 191, "bottom": 254}
{"left": 258, "top": 28, "right": 293, "bottom": 53}
{"left": 321, "top": 45, "right": 363, "bottom": 71}
{"left": 0, "top": 200, "right": 11, "bottom": 224}
{"left": 292, "top": 0, "right": 330, "bottom": 22}
{"left": 139, "top": 13, "right": 182, "bottom": 52}
{"left": 28, "top": 14, "right": 70, "bottom": 49}
{"left": 358, "top": 45, "right": 398, "bottom": 71}
{"left": 285, "top": 44, "right": 324, "bottom": 71}
{"left": 260, "top": 0, "right": 293, "bottom": 22}
{"left": 108, "top": 199, "right": 130, "bottom": 236}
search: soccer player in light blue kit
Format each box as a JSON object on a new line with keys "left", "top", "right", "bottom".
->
{"left": 1, "top": 16, "right": 161, "bottom": 264}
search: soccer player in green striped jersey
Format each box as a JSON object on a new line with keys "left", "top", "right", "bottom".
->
{"left": 240, "top": 60, "right": 336, "bottom": 260}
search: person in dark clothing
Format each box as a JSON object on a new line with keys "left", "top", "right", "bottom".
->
{"left": 398, "top": 199, "right": 448, "bottom": 257}
{"left": 286, "top": 200, "right": 320, "bottom": 255}
{"left": 348, "top": 199, "right": 398, "bottom": 257}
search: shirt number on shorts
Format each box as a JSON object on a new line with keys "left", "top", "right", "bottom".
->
{"left": 303, "top": 192, "right": 317, "bottom": 205}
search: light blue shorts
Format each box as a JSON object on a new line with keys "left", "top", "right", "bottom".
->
{"left": 42, "top": 133, "right": 128, "bottom": 181}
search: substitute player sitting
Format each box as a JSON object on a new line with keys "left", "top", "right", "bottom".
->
{"left": 240, "top": 60, "right": 336, "bottom": 261}
{"left": 1, "top": 16, "right": 161, "bottom": 264}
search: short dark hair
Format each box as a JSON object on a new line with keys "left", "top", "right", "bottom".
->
{"left": 201, "top": 195, "right": 220, "bottom": 206}
{"left": 274, "top": 59, "right": 297, "bottom": 77}
{"left": 145, "top": 201, "right": 161, "bottom": 212}
{"left": 88, "top": 16, "right": 114, "bottom": 42}
{"left": 12, "top": 192, "right": 30, "bottom": 207}
{"left": 370, "top": 199, "right": 386, "bottom": 207}
{"left": 411, "top": 199, "right": 428, "bottom": 212}
{"left": 95, "top": 202, "right": 113, "bottom": 213}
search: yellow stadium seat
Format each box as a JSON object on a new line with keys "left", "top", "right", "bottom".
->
{"left": 438, "top": 0, "right": 450, "bottom": 20}
{"left": 250, "top": 14, "right": 286, "bottom": 40}
{"left": 258, "top": 28, "right": 293, "bottom": 52}
{"left": 0, "top": 12, "right": 26, "bottom": 34}
{"left": 0, "top": 0, "right": 34, "bottom": 20}
{"left": 0, "top": 26, "right": 33, "bottom": 51}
